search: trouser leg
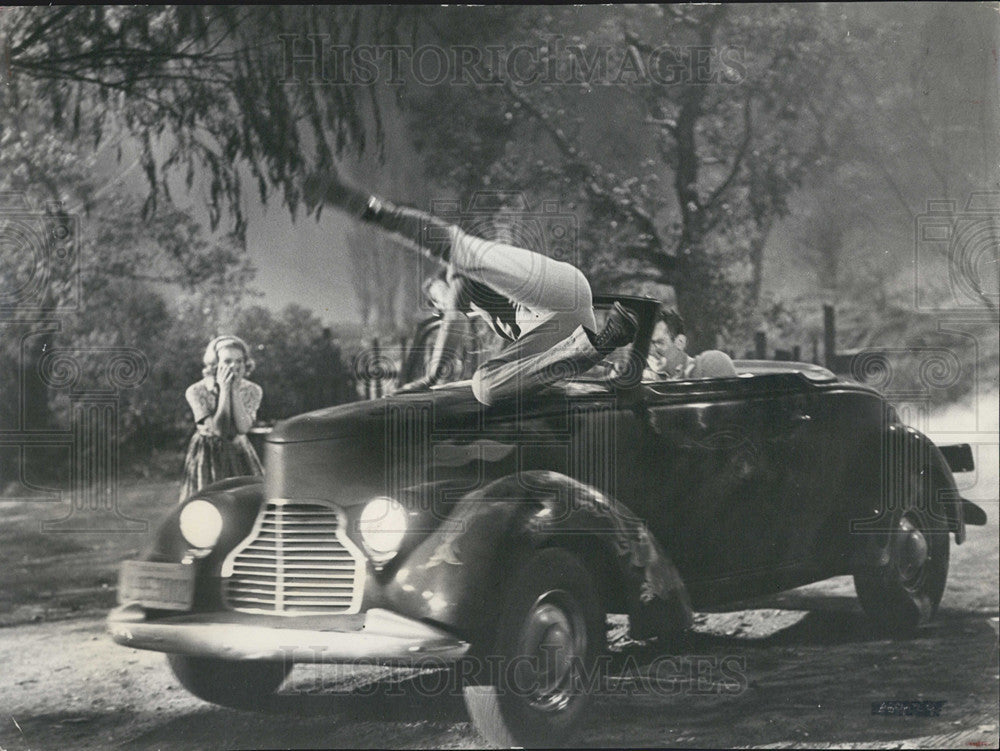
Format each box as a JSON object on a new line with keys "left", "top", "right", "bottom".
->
{"left": 450, "top": 229, "right": 595, "bottom": 328}
{"left": 363, "top": 200, "right": 593, "bottom": 318}
{"left": 472, "top": 324, "right": 604, "bottom": 406}
{"left": 363, "top": 201, "right": 602, "bottom": 403}
{"left": 363, "top": 202, "right": 594, "bottom": 327}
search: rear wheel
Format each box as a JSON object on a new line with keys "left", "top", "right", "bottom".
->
{"left": 463, "top": 548, "right": 604, "bottom": 748}
{"left": 853, "top": 477, "right": 950, "bottom": 638}
{"left": 167, "top": 655, "right": 291, "bottom": 710}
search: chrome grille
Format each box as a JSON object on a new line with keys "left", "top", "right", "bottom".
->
{"left": 223, "top": 501, "right": 365, "bottom": 615}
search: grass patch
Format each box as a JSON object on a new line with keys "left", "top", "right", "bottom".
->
{"left": 0, "top": 476, "right": 178, "bottom": 627}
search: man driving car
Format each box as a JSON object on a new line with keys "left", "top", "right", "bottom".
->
{"left": 644, "top": 308, "right": 738, "bottom": 381}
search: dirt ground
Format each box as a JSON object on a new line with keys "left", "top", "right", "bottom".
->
{"left": 0, "top": 512, "right": 995, "bottom": 750}
{"left": 1, "top": 401, "right": 997, "bottom": 750}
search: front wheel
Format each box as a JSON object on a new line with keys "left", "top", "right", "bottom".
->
{"left": 853, "top": 495, "right": 950, "bottom": 638}
{"left": 463, "top": 548, "right": 604, "bottom": 748}
{"left": 167, "top": 654, "right": 291, "bottom": 710}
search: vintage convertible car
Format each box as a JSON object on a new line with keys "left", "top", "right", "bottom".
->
{"left": 109, "top": 295, "right": 986, "bottom": 747}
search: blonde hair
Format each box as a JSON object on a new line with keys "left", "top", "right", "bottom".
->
{"left": 202, "top": 335, "right": 256, "bottom": 378}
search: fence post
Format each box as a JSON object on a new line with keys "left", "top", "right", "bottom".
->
{"left": 823, "top": 304, "right": 836, "bottom": 369}
{"left": 372, "top": 337, "right": 382, "bottom": 399}
{"left": 397, "top": 335, "right": 407, "bottom": 388}
{"left": 754, "top": 331, "right": 767, "bottom": 359}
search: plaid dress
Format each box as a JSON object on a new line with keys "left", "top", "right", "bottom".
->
{"left": 179, "top": 378, "right": 264, "bottom": 503}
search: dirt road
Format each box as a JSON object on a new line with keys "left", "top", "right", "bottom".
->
{"left": 1, "top": 509, "right": 996, "bottom": 750}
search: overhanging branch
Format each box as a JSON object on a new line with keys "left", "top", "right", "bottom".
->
{"left": 502, "top": 79, "right": 669, "bottom": 266}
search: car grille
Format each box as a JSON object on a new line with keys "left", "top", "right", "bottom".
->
{"left": 223, "top": 501, "right": 365, "bottom": 615}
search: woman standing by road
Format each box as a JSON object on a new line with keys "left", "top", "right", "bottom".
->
{"left": 179, "top": 335, "right": 263, "bottom": 502}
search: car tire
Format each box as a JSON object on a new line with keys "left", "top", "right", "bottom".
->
{"left": 853, "top": 476, "right": 950, "bottom": 638}
{"left": 463, "top": 547, "right": 604, "bottom": 748}
{"left": 167, "top": 654, "right": 291, "bottom": 710}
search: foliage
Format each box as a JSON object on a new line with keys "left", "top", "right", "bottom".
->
{"left": 3, "top": 5, "right": 994, "bottom": 376}
{"left": 399, "top": 5, "right": 853, "bottom": 348}
{"left": 0, "top": 122, "right": 256, "bottom": 479}
{"left": 233, "top": 304, "right": 358, "bottom": 422}
{"left": 3, "top": 5, "right": 860, "bottom": 349}
{"left": 783, "top": 4, "right": 997, "bottom": 316}
{"left": 747, "top": 4, "right": 998, "bottom": 404}
{"left": 1, "top": 6, "right": 431, "bottom": 239}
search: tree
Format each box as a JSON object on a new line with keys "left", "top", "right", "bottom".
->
{"left": 400, "top": 5, "right": 848, "bottom": 349}
{"left": 0, "top": 122, "right": 256, "bottom": 481}
{"left": 2, "top": 6, "right": 438, "bottom": 336}
{"left": 1, "top": 6, "right": 430, "bottom": 238}
{"left": 234, "top": 304, "right": 357, "bottom": 420}
{"left": 7, "top": 5, "right": 986, "bottom": 355}
{"left": 772, "top": 3, "right": 998, "bottom": 342}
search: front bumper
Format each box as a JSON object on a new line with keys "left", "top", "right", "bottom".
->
{"left": 107, "top": 605, "right": 470, "bottom": 664}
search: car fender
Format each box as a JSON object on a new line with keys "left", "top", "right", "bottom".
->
{"left": 885, "top": 424, "right": 982, "bottom": 544}
{"left": 382, "top": 470, "right": 693, "bottom": 642}
{"left": 139, "top": 476, "right": 264, "bottom": 591}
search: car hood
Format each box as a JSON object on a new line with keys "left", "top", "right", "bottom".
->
{"left": 264, "top": 384, "right": 527, "bottom": 506}
{"left": 267, "top": 380, "right": 619, "bottom": 444}
{"left": 268, "top": 384, "right": 487, "bottom": 444}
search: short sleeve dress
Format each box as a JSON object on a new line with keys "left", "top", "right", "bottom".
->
{"left": 179, "top": 377, "right": 264, "bottom": 502}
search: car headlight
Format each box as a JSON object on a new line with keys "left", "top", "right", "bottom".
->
{"left": 179, "top": 500, "right": 223, "bottom": 550}
{"left": 358, "top": 497, "right": 408, "bottom": 558}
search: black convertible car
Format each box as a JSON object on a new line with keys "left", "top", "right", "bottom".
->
{"left": 109, "top": 295, "right": 986, "bottom": 747}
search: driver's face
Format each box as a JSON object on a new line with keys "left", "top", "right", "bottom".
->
{"left": 650, "top": 321, "right": 678, "bottom": 359}
{"left": 648, "top": 320, "right": 691, "bottom": 375}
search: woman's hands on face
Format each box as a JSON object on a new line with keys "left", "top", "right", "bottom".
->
{"left": 217, "top": 362, "right": 234, "bottom": 388}
{"left": 216, "top": 346, "right": 246, "bottom": 390}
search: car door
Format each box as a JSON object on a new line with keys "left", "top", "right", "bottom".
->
{"left": 635, "top": 375, "right": 825, "bottom": 602}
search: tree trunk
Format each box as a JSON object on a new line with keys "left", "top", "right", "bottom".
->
{"left": 747, "top": 216, "right": 774, "bottom": 311}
